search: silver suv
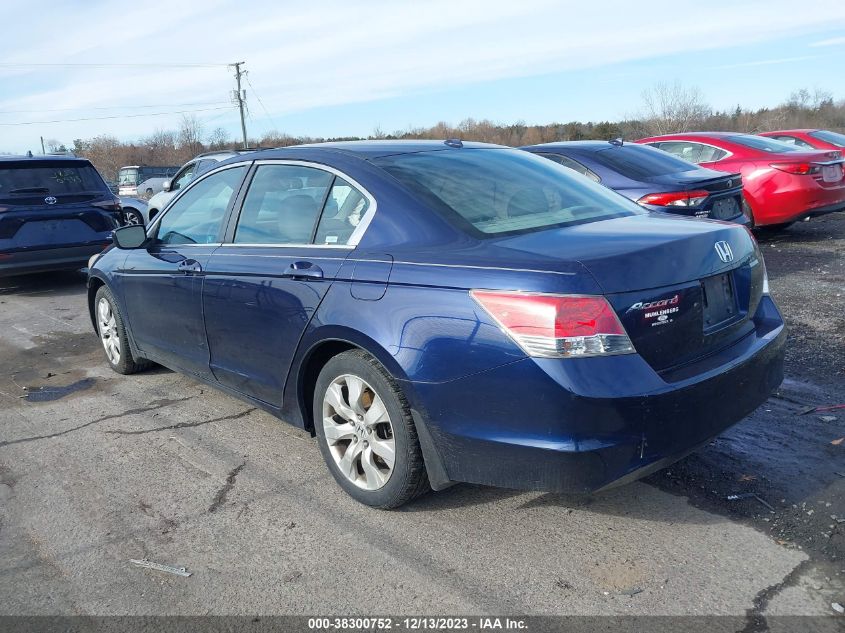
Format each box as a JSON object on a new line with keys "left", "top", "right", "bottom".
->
{"left": 142, "top": 149, "right": 255, "bottom": 224}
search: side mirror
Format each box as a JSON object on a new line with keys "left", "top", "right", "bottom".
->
{"left": 112, "top": 225, "right": 147, "bottom": 249}
{"left": 162, "top": 180, "right": 172, "bottom": 192}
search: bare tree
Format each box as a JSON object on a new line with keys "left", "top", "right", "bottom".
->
{"left": 207, "top": 127, "right": 231, "bottom": 150}
{"left": 178, "top": 114, "right": 205, "bottom": 157}
{"left": 641, "top": 81, "right": 711, "bottom": 135}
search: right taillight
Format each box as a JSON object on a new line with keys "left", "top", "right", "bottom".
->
{"left": 769, "top": 162, "right": 820, "bottom": 175}
{"left": 470, "top": 290, "right": 635, "bottom": 358}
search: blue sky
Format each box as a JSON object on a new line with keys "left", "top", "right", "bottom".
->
{"left": 1, "top": 0, "right": 844, "bottom": 153}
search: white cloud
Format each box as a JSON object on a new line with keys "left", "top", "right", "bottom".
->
{"left": 1, "top": 0, "right": 845, "bottom": 150}
{"left": 809, "top": 36, "right": 845, "bottom": 47}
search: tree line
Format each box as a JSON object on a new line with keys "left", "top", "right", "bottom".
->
{"left": 43, "top": 84, "right": 845, "bottom": 181}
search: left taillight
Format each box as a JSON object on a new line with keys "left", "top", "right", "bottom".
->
{"left": 637, "top": 190, "right": 709, "bottom": 207}
{"left": 470, "top": 290, "right": 635, "bottom": 358}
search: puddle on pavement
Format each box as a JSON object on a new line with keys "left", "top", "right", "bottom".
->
{"left": 25, "top": 377, "right": 96, "bottom": 402}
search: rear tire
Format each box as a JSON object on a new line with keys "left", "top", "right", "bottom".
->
{"left": 123, "top": 208, "right": 144, "bottom": 226}
{"left": 94, "top": 286, "right": 151, "bottom": 375}
{"left": 313, "top": 350, "right": 429, "bottom": 509}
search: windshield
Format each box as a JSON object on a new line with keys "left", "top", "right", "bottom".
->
{"left": 809, "top": 130, "right": 845, "bottom": 147}
{"left": 0, "top": 161, "right": 105, "bottom": 199}
{"left": 118, "top": 168, "right": 139, "bottom": 186}
{"left": 728, "top": 135, "right": 800, "bottom": 153}
{"left": 589, "top": 144, "right": 695, "bottom": 179}
{"left": 374, "top": 149, "right": 643, "bottom": 237}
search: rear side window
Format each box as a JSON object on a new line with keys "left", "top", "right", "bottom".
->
{"left": 374, "top": 149, "right": 642, "bottom": 237}
{"left": 770, "top": 135, "right": 815, "bottom": 150}
{"left": 590, "top": 144, "right": 699, "bottom": 178}
{"left": 809, "top": 130, "right": 845, "bottom": 147}
{"left": 0, "top": 161, "right": 105, "bottom": 200}
{"left": 234, "top": 165, "right": 333, "bottom": 244}
{"left": 728, "top": 135, "right": 800, "bottom": 153}
{"left": 314, "top": 177, "right": 369, "bottom": 245}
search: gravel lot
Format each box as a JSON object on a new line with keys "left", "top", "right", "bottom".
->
{"left": 1, "top": 214, "right": 843, "bottom": 625}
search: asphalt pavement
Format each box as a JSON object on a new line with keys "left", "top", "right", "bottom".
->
{"left": 1, "top": 215, "right": 844, "bottom": 625}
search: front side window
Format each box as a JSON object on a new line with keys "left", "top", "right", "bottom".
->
{"left": 234, "top": 165, "right": 333, "bottom": 244}
{"left": 154, "top": 166, "right": 246, "bottom": 245}
{"left": 374, "top": 149, "right": 642, "bottom": 237}
{"left": 654, "top": 141, "right": 705, "bottom": 164}
{"left": 171, "top": 163, "right": 196, "bottom": 191}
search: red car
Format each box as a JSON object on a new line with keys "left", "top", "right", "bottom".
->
{"left": 636, "top": 132, "right": 845, "bottom": 227}
{"left": 759, "top": 129, "right": 845, "bottom": 151}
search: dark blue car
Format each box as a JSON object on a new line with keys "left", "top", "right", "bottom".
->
{"left": 1, "top": 155, "right": 122, "bottom": 276}
{"left": 87, "top": 141, "right": 785, "bottom": 508}
{"left": 522, "top": 141, "right": 749, "bottom": 224}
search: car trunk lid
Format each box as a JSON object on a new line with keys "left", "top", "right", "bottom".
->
{"left": 490, "top": 214, "right": 764, "bottom": 371}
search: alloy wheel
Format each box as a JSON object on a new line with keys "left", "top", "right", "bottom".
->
{"left": 97, "top": 297, "right": 121, "bottom": 364}
{"left": 322, "top": 374, "right": 396, "bottom": 490}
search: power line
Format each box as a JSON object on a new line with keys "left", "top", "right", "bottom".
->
{"left": 244, "top": 72, "right": 279, "bottom": 131}
{"left": 0, "top": 62, "right": 228, "bottom": 68}
{"left": 0, "top": 101, "right": 231, "bottom": 115}
{"left": 0, "top": 106, "right": 232, "bottom": 126}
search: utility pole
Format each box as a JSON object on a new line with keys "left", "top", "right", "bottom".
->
{"left": 230, "top": 62, "right": 248, "bottom": 148}
{"left": 40, "top": 136, "right": 45, "bottom": 154}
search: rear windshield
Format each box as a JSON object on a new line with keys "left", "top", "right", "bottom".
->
{"left": 373, "top": 149, "right": 642, "bottom": 237}
{"left": 588, "top": 144, "right": 695, "bottom": 179}
{"left": 809, "top": 130, "right": 845, "bottom": 147}
{"left": 728, "top": 135, "right": 800, "bottom": 153}
{"left": 0, "top": 161, "right": 106, "bottom": 199}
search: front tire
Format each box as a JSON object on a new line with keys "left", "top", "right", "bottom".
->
{"left": 94, "top": 286, "right": 151, "bottom": 375}
{"left": 314, "top": 350, "right": 429, "bottom": 509}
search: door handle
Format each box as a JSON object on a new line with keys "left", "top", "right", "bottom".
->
{"left": 282, "top": 261, "right": 323, "bottom": 280}
{"left": 177, "top": 259, "right": 202, "bottom": 274}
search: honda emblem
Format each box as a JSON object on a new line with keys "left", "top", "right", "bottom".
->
{"left": 714, "top": 241, "right": 733, "bottom": 263}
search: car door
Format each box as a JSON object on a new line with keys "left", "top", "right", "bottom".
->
{"left": 202, "top": 162, "right": 372, "bottom": 404}
{"left": 118, "top": 164, "right": 248, "bottom": 377}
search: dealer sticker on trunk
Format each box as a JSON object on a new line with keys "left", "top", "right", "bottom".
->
{"left": 626, "top": 294, "right": 681, "bottom": 327}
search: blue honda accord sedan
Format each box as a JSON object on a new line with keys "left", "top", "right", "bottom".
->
{"left": 87, "top": 140, "right": 786, "bottom": 508}
{"left": 522, "top": 140, "right": 749, "bottom": 224}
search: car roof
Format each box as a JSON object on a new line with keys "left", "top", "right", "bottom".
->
{"left": 760, "top": 129, "right": 817, "bottom": 135}
{"left": 0, "top": 154, "right": 89, "bottom": 163}
{"left": 522, "top": 141, "right": 641, "bottom": 152}
{"left": 258, "top": 139, "right": 510, "bottom": 160}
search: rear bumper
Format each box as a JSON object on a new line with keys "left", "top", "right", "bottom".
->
{"left": 750, "top": 180, "right": 845, "bottom": 225}
{"left": 0, "top": 243, "right": 108, "bottom": 276}
{"left": 410, "top": 296, "right": 785, "bottom": 494}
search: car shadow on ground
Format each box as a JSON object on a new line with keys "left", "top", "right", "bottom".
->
{"left": 0, "top": 269, "right": 89, "bottom": 297}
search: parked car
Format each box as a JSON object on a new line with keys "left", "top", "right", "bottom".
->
{"left": 88, "top": 141, "right": 785, "bottom": 508}
{"left": 1, "top": 154, "right": 122, "bottom": 276}
{"left": 637, "top": 133, "right": 845, "bottom": 228}
{"left": 118, "top": 197, "right": 148, "bottom": 226}
{"left": 759, "top": 129, "right": 845, "bottom": 151}
{"left": 135, "top": 177, "right": 169, "bottom": 199}
{"left": 144, "top": 150, "right": 255, "bottom": 224}
{"left": 117, "top": 165, "right": 179, "bottom": 197}
{"left": 522, "top": 140, "right": 747, "bottom": 224}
